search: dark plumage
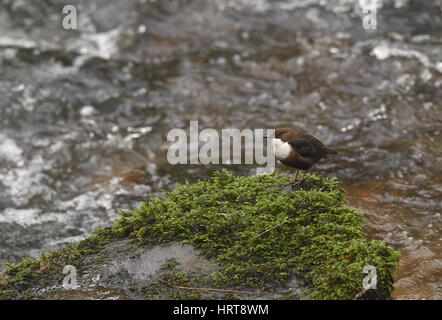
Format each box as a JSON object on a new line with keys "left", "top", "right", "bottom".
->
{"left": 272, "top": 128, "right": 337, "bottom": 184}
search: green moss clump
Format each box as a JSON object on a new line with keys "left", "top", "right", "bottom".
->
{"left": 112, "top": 170, "right": 399, "bottom": 299}
{"left": 0, "top": 170, "right": 399, "bottom": 300}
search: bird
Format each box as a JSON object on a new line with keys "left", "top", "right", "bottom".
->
{"left": 267, "top": 128, "right": 337, "bottom": 186}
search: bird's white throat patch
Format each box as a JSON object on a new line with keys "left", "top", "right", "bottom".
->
{"left": 273, "top": 138, "right": 292, "bottom": 161}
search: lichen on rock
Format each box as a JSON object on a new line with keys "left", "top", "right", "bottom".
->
{"left": 0, "top": 170, "right": 399, "bottom": 300}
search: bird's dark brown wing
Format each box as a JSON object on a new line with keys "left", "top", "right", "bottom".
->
{"left": 288, "top": 135, "right": 327, "bottom": 159}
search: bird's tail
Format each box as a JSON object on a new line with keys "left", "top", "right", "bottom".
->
{"left": 326, "top": 148, "right": 337, "bottom": 155}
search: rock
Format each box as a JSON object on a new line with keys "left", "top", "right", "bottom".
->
{"left": 0, "top": 170, "right": 399, "bottom": 300}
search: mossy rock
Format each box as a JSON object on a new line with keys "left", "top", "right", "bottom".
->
{"left": 0, "top": 170, "right": 399, "bottom": 300}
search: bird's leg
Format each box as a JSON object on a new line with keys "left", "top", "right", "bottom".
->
{"left": 297, "top": 169, "right": 309, "bottom": 186}
{"left": 293, "top": 169, "right": 299, "bottom": 183}
{"left": 282, "top": 169, "right": 301, "bottom": 188}
{"left": 282, "top": 169, "right": 311, "bottom": 190}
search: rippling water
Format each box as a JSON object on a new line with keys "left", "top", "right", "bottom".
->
{"left": 0, "top": 0, "right": 441, "bottom": 299}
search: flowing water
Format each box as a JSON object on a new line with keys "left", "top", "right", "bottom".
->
{"left": 0, "top": 0, "right": 440, "bottom": 299}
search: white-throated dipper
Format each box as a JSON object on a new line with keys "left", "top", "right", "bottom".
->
{"left": 268, "top": 128, "right": 337, "bottom": 185}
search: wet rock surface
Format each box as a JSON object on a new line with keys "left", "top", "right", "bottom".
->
{"left": 39, "top": 240, "right": 304, "bottom": 300}
{"left": 42, "top": 241, "right": 219, "bottom": 300}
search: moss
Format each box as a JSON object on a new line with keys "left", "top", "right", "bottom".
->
{"left": 114, "top": 170, "right": 399, "bottom": 299}
{"left": 0, "top": 170, "right": 399, "bottom": 300}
